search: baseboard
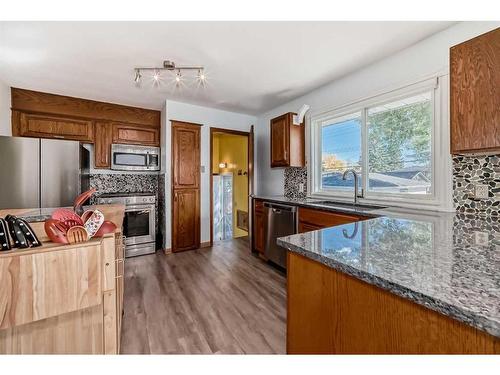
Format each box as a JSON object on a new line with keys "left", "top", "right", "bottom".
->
{"left": 163, "top": 248, "right": 172, "bottom": 255}
{"left": 200, "top": 241, "right": 211, "bottom": 248}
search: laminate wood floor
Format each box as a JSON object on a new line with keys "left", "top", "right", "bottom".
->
{"left": 120, "top": 237, "right": 286, "bottom": 354}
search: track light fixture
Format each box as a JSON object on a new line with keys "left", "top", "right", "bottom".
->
{"left": 134, "top": 60, "right": 205, "bottom": 87}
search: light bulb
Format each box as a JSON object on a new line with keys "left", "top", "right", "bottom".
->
{"left": 198, "top": 69, "right": 206, "bottom": 82}
{"left": 175, "top": 71, "right": 182, "bottom": 83}
{"left": 153, "top": 70, "right": 160, "bottom": 82}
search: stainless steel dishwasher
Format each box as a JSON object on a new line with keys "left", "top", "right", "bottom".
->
{"left": 264, "top": 202, "right": 297, "bottom": 269}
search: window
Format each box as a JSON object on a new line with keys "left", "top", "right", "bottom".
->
{"left": 367, "top": 92, "right": 432, "bottom": 195}
{"left": 320, "top": 112, "right": 361, "bottom": 191}
{"left": 310, "top": 78, "right": 447, "bottom": 208}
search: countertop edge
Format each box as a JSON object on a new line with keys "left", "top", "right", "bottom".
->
{"left": 278, "top": 237, "right": 500, "bottom": 339}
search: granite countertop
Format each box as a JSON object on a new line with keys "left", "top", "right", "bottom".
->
{"left": 253, "top": 195, "right": 500, "bottom": 338}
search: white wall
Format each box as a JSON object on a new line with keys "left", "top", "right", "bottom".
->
{"left": 164, "top": 100, "right": 256, "bottom": 248}
{"left": 255, "top": 21, "right": 500, "bottom": 197}
{"left": 0, "top": 79, "right": 11, "bottom": 136}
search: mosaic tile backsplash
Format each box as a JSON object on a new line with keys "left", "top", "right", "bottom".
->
{"left": 284, "top": 167, "right": 307, "bottom": 199}
{"left": 452, "top": 154, "right": 500, "bottom": 217}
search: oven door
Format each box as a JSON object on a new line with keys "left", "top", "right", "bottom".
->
{"left": 123, "top": 204, "right": 155, "bottom": 245}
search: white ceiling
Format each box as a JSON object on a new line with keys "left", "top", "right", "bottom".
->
{"left": 0, "top": 22, "right": 455, "bottom": 115}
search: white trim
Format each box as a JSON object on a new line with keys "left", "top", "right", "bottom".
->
{"left": 307, "top": 75, "right": 454, "bottom": 212}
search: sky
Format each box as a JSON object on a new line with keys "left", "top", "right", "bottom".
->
{"left": 322, "top": 118, "right": 361, "bottom": 168}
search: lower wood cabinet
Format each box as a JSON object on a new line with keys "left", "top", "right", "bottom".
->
{"left": 287, "top": 252, "right": 500, "bottom": 354}
{"left": 298, "top": 207, "right": 366, "bottom": 233}
{"left": 172, "top": 189, "right": 201, "bottom": 252}
{"left": 0, "top": 234, "right": 123, "bottom": 354}
{"left": 15, "top": 111, "right": 94, "bottom": 142}
{"left": 253, "top": 200, "right": 265, "bottom": 253}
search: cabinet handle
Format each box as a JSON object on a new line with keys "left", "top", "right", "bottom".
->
{"left": 284, "top": 150, "right": 287, "bottom": 159}
{"left": 53, "top": 135, "right": 65, "bottom": 139}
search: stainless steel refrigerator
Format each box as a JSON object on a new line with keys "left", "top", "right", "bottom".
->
{"left": 0, "top": 135, "right": 85, "bottom": 210}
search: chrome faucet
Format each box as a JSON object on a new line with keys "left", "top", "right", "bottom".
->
{"left": 342, "top": 169, "right": 360, "bottom": 205}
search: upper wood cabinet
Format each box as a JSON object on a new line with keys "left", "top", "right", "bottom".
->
{"left": 11, "top": 88, "right": 161, "bottom": 169}
{"left": 112, "top": 123, "right": 160, "bottom": 146}
{"left": 450, "top": 28, "right": 500, "bottom": 154}
{"left": 270, "top": 112, "right": 304, "bottom": 168}
{"left": 15, "top": 112, "right": 94, "bottom": 142}
{"left": 94, "top": 121, "right": 113, "bottom": 168}
{"left": 172, "top": 122, "right": 201, "bottom": 189}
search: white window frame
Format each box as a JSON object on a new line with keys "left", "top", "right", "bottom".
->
{"left": 308, "top": 76, "right": 453, "bottom": 212}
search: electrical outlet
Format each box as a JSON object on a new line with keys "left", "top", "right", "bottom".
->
{"left": 474, "top": 231, "right": 489, "bottom": 246}
{"left": 474, "top": 184, "right": 489, "bottom": 199}
{"left": 298, "top": 183, "right": 305, "bottom": 193}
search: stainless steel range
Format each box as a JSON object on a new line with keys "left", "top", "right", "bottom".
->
{"left": 97, "top": 193, "right": 156, "bottom": 257}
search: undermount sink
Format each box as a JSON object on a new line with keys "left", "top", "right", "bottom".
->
{"left": 310, "top": 200, "right": 387, "bottom": 211}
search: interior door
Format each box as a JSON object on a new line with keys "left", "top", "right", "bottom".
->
{"left": 171, "top": 121, "right": 201, "bottom": 252}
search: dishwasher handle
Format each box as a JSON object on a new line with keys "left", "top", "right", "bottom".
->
{"left": 263, "top": 202, "right": 296, "bottom": 213}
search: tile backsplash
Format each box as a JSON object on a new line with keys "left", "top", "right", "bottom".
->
{"left": 284, "top": 167, "right": 307, "bottom": 199}
{"left": 453, "top": 154, "right": 500, "bottom": 217}
{"left": 89, "top": 173, "right": 159, "bottom": 197}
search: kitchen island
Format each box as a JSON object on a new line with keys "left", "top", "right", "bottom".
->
{"left": 255, "top": 196, "right": 500, "bottom": 354}
{"left": 0, "top": 204, "right": 125, "bottom": 354}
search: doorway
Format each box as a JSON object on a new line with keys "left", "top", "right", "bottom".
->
{"left": 210, "top": 127, "right": 253, "bottom": 246}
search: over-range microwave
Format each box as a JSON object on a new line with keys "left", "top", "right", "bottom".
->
{"left": 111, "top": 144, "right": 160, "bottom": 171}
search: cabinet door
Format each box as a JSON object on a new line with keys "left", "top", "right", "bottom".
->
{"left": 270, "top": 113, "right": 290, "bottom": 167}
{"left": 18, "top": 112, "right": 94, "bottom": 142}
{"left": 94, "top": 122, "right": 113, "bottom": 168}
{"left": 253, "top": 210, "right": 265, "bottom": 253}
{"left": 450, "top": 28, "right": 500, "bottom": 153}
{"left": 172, "top": 189, "right": 200, "bottom": 251}
{"left": 298, "top": 207, "right": 361, "bottom": 230}
{"left": 112, "top": 123, "right": 160, "bottom": 146}
{"left": 298, "top": 222, "right": 323, "bottom": 234}
{"left": 172, "top": 124, "right": 200, "bottom": 189}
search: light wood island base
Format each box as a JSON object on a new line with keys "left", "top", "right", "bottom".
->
{"left": 287, "top": 252, "right": 500, "bottom": 354}
{"left": 0, "top": 204, "right": 124, "bottom": 354}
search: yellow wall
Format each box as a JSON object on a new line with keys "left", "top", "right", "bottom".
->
{"left": 212, "top": 134, "right": 220, "bottom": 174}
{"left": 213, "top": 133, "right": 248, "bottom": 238}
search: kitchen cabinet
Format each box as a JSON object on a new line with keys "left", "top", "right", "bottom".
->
{"left": 11, "top": 87, "right": 162, "bottom": 169}
{"left": 112, "top": 122, "right": 160, "bottom": 147}
{"left": 15, "top": 112, "right": 94, "bottom": 142}
{"left": 253, "top": 200, "right": 265, "bottom": 253}
{"left": 270, "top": 112, "right": 304, "bottom": 168}
{"left": 172, "top": 189, "right": 200, "bottom": 252}
{"left": 298, "top": 207, "right": 365, "bottom": 233}
{"left": 287, "top": 252, "right": 500, "bottom": 354}
{"left": 450, "top": 27, "right": 500, "bottom": 154}
{"left": 171, "top": 121, "right": 201, "bottom": 252}
{"left": 95, "top": 121, "right": 113, "bottom": 168}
